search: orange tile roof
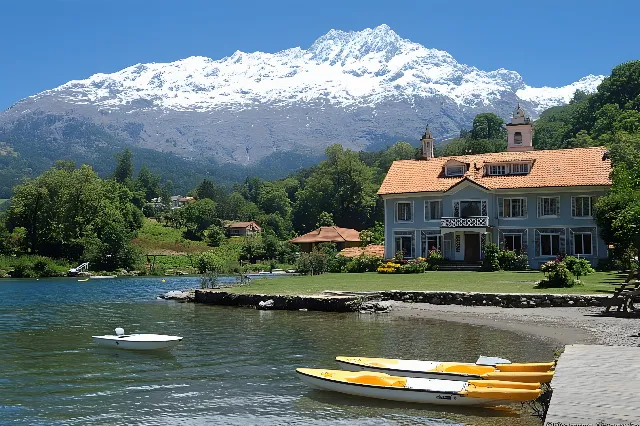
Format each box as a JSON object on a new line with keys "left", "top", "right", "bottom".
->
{"left": 289, "top": 226, "right": 361, "bottom": 244}
{"left": 378, "top": 147, "right": 612, "bottom": 195}
{"left": 338, "top": 244, "right": 385, "bottom": 258}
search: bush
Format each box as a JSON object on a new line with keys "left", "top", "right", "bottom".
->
{"left": 483, "top": 243, "right": 501, "bottom": 271}
{"left": 3, "top": 255, "right": 69, "bottom": 278}
{"left": 563, "top": 256, "right": 595, "bottom": 279}
{"left": 426, "top": 250, "right": 443, "bottom": 271}
{"left": 536, "top": 261, "right": 581, "bottom": 288}
{"left": 205, "top": 225, "right": 226, "bottom": 247}
{"left": 377, "top": 258, "right": 428, "bottom": 274}
{"left": 327, "top": 254, "right": 350, "bottom": 273}
{"left": 343, "top": 255, "right": 383, "bottom": 273}
{"left": 296, "top": 249, "right": 330, "bottom": 275}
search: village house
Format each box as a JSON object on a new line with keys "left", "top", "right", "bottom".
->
{"left": 290, "top": 226, "right": 362, "bottom": 253}
{"left": 170, "top": 195, "right": 195, "bottom": 209}
{"left": 378, "top": 105, "right": 613, "bottom": 268}
{"left": 225, "top": 221, "right": 262, "bottom": 237}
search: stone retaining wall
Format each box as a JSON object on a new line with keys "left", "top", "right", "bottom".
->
{"left": 372, "top": 291, "right": 610, "bottom": 308}
{"left": 189, "top": 289, "right": 611, "bottom": 311}
{"left": 194, "top": 290, "right": 364, "bottom": 312}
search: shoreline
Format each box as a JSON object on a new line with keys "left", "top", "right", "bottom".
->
{"left": 186, "top": 289, "right": 640, "bottom": 348}
{"left": 382, "top": 301, "right": 640, "bottom": 347}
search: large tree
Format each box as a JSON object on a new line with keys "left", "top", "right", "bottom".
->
{"left": 5, "top": 164, "right": 143, "bottom": 268}
{"left": 470, "top": 113, "right": 506, "bottom": 140}
{"left": 293, "top": 144, "right": 378, "bottom": 232}
{"left": 112, "top": 148, "right": 134, "bottom": 186}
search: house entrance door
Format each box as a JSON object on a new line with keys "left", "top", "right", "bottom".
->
{"left": 464, "top": 233, "right": 480, "bottom": 262}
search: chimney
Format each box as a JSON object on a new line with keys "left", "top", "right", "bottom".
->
{"left": 421, "top": 125, "right": 435, "bottom": 159}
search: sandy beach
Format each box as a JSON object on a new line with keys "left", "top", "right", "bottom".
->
{"left": 384, "top": 301, "right": 640, "bottom": 347}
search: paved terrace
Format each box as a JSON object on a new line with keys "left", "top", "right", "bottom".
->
{"left": 545, "top": 344, "right": 640, "bottom": 425}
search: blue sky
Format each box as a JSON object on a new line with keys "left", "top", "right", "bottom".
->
{"left": 1, "top": 0, "right": 638, "bottom": 111}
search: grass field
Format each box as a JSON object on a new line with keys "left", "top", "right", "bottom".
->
{"left": 131, "top": 219, "right": 210, "bottom": 255}
{"left": 227, "top": 271, "right": 623, "bottom": 296}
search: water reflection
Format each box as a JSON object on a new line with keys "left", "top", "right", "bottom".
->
{"left": 0, "top": 278, "right": 551, "bottom": 425}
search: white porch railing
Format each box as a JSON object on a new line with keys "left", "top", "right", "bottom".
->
{"left": 440, "top": 216, "right": 489, "bottom": 228}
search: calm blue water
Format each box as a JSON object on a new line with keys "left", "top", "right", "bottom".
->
{"left": 0, "top": 277, "right": 552, "bottom": 425}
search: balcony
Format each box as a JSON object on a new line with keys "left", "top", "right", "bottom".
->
{"left": 440, "top": 216, "right": 489, "bottom": 228}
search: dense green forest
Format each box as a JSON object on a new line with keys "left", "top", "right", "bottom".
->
{"left": 0, "top": 60, "right": 639, "bottom": 274}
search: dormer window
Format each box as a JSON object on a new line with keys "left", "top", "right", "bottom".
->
{"left": 488, "top": 165, "right": 507, "bottom": 176}
{"left": 512, "top": 163, "right": 530, "bottom": 174}
{"left": 446, "top": 165, "right": 465, "bottom": 177}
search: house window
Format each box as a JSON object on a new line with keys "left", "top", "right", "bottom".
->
{"left": 503, "top": 234, "right": 522, "bottom": 252}
{"left": 421, "top": 232, "right": 442, "bottom": 256}
{"left": 488, "top": 165, "right": 507, "bottom": 176}
{"left": 446, "top": 165, "right": 465, "bottom": 176}
{"left": 396, "top": 202, "right": 413, "bottom": 222}
{"left": 459, "top": 200, "right": 482, "bottom": 217}
{"left": 501, "top": 198, "right": 526, "bottom": 218}
{"left": 540, "top": 234, "right": 560, "bottom": 256}
{"left": 394, "top": 231, "right": 414, "bottom": 258}
{"left": 511, "top": 163, "right": 530, "bottom": 174}
{"left": 574, "top": 233, "right": 593, "bottom": 255}
{"left": 572, "top": 196, "right": 593, "bottom": 218}
{"left": 425, "top": 200, "right": 441, "bottom": 221}
{"left": 514, "top": 132, "right": 523, "bottom": 144}
{"left": 538, "top": 197, "right": 560, "bottom": 217}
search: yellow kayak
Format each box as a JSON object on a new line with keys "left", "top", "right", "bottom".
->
{"left": 336, "top": 356, "right": 554, "bottom": 383}
{"left": 297, "top": 368, "right": 542, "bottom": 406}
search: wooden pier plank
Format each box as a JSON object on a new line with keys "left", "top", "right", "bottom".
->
{"left": 545, "top": 344, "right": 640, "bottom": 425}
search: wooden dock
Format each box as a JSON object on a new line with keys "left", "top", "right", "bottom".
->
{"left": 545, "top": 344, "right": 640, "bottom": 425}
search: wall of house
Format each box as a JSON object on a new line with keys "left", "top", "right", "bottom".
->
{"left": 383, "top": 186, "right": 609, "bottom": 268}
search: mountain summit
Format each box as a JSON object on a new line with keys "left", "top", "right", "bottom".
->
{"left": 0, "top": 25, "right": 603, "bottom": 168}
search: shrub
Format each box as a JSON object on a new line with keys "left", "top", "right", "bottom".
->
{"left": 377, "top": 261, "right": 400, "bottom": 274}
{"left": 296, "top": 249, "right": 330, "bottom": 275}
{"left": 563, "top": 256, "right": 595, "bottom": 280}
{"left": 483, "top": 243, "right": 501, "bottom": 271}
{"left": 377, "top": 258, "right": 428, "bottom": 274}
{"left": 327, "top": 254, "right": 350, "bottom": 273}
{"left": 343, "top": 255, "right": 382, "bottom": 273}
{"left": 498, "top": 249, "right": 516, "bottom": 270}
{"left": 536, "top": 261, "right": 580, "bottom": 288}
{"left": 426, "top": 250, "right": 443, "bottom": 271}
{"left": 4, "top": 255, "right": 69, "bottom": 278}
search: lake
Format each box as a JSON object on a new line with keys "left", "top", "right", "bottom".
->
{"left": 0, "top": 277, "right": 554, "bottom": 425}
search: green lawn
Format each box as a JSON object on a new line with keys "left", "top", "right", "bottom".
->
{"left": 132, "top": 219, "right": 210, "bottom": 254}
{"left": 227, "top": 271, "right": 624, "bottom": 295}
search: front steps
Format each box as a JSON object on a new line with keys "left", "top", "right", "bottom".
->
{"left": 436, "top": 260, "right": 483, "bottom": 271}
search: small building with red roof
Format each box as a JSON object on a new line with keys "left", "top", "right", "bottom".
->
{"left": 289, "top": 226, "right": 362, "bottom": 253}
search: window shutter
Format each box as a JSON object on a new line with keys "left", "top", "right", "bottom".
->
{"left": 555, "top": 197, "right": 561, "bottom": 216}
{"left": 522, "top": 198, "right": 527, "bottom": 217}
{"left": 571, "top": 197, "right": 576, "bottom": 217}
{"left": 537, "top": 198, "right": 541, "bottom": 217}
{"left": 498, "top": 198, "right": 504, "bottom": 217}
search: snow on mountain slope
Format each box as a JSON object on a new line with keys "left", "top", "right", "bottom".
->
{"left": 38, "top": 24, "right": 603, "bottom": 114}
{"left": 516, "top": 75, "right": 603, "bottom": 112}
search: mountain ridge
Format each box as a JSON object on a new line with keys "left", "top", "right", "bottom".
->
{"left": 0, "top": 24, "right": 604, "bottom": 184}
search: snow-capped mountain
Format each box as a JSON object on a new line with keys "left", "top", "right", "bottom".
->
{"left": 0, "top": 24, "right": 603, "bottom": 167}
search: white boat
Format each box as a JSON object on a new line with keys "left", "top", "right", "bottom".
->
{"left": 91, "top": 275, "right": 117, "bottom": 279}
{"left": 296, "top": 368, "right": 541, "bottom": 406}
{"left": 92, "top": 328, "right": 183, "bottom": 350}
{"left": 335, "top": 356, "right": 555, "bottom": 383}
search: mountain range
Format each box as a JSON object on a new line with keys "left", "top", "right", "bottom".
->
{"left": 0, "top": 24, "right": 603, "bottom": 196}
